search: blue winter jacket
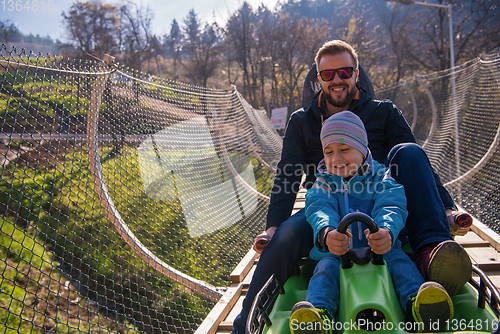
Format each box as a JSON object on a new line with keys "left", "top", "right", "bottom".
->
{"left": 305, "top": 152, "right": 408, "bottom": 261}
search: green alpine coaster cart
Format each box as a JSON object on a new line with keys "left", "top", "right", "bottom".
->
{"left": 247, "top": 212, "right": 500, "bottom": 334}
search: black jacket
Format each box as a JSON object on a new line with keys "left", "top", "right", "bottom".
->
{"left": 266, "top": 86, "right": 454, "bottom": 229}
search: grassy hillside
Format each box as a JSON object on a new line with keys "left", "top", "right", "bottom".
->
{"left": 0, "top": 144, "right": 272, "bottom": 332}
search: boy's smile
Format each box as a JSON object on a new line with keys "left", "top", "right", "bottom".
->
{"left": 324, "top": 142, "right": 365, "bottom": 178}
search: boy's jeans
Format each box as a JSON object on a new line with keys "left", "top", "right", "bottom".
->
{"left": 232, "top": 143, "right": 451, "bottom": 334}
{"left": 307, "top": 243, "right": 425, "bottom": 319}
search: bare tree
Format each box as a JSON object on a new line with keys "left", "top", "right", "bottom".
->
{"left": 0, "top": 21, "right": 22, "bottom": 47}
{"left": 453, "top": 0, "right": 500, "bottom": 62}
{"left": 59, "top": 0, "right": 499, "bottom": 111}
{"left": 118, "top": 2, "right": 154, "bottom": 70}
{"left": 256, "top": 10, "right": 281, "bottom": 108}
{"left": 270, "top": 14, "right": 329, "bottom": 108}
{"left": 62, "top": 1, "right": 120, "bottom": 58}
{"left": 181, "top": 10, "right": 221, "bottom": 87}
{"left": 375, "top": 3, "right": 415, "bottom": 86}
{"left": 254, "top": 6, "right": 275, "bottom": 108}
{"left": 165, "top": 19, "right": 182, "bottom": 80}
{"left": 385, "top": 0, "right": 500, "bottom": 73}
{"left": 148, "top": 35, "right": 164, "bottom": 76}
{"left": 224, "top": 2, "right": 258, "bottom": 104}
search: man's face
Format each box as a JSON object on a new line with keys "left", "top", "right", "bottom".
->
{"left": 317, "top": 52, "right": 359, "bottom": 109}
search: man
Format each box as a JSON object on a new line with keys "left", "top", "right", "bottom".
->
{"left": 232, "top": 40, "right": 471, "bottom": 334}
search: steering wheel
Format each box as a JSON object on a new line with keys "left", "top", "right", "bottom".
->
{"left": 337, "top": 212, "right": 384, "bottom": 269}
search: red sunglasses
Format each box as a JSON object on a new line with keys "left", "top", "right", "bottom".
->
{"left": 318, "top": 67, "right": 356, "bottom": 81}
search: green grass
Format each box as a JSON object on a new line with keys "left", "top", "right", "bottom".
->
{"left": 0, "top": 218, "right": 45, "bottom": 333}
{"left": 0, "top": 163, "right": 143, "bottom": 333}
{"left": 0, "top": 143, "right": 273, "bottom": 332}
{"left": 0, "top": 57, "right": 274, "bottom": 330}
{"left": 0, "top": 69, "right": 92, "bottom": 132}
{"left": 0, "top": 217, "right": 138, "bottom": 333}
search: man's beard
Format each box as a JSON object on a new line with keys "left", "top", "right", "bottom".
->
{"left": 324, "top": 84, "right": 357, "bottom": 108}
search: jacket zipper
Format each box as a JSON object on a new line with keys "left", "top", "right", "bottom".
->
{"left": 341, "top": 180, "right": 354, "bottom": 250}
{"left": 342, "top": 178, "right": 362, "bottom": 248}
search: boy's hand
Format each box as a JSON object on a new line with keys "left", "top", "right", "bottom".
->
{"left": 325, "top": 229, "right": 352, "bottom": 256}
{"left": 253, "top": 227, "right": 277, "bottom": 253}
{"left": 365, "top": 228, "right": 392, "bottom": 255}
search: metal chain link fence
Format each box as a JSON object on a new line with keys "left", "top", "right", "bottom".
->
{"left": 2, "top": 44, "right": 500, "bottom": 333}
{"left": 0, "top": 46, "right": 281, "bottom": 333}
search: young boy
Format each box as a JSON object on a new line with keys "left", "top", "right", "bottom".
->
{"left": 290, "top": 111, "right": 453, "bottom": 334}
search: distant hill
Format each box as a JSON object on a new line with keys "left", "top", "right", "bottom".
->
{"left": 1, "top": 21, "right": 63, "bottom": 56}
{"left": 4, "top": 41, "right": 61, "bottom": 56}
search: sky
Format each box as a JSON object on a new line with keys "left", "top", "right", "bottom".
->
{"left": 0, "top": 0, "right": 280, "bottom": 42}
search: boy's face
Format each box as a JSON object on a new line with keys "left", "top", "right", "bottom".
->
{"left": 323, "top": 142, "right": 365, "bottom": 178}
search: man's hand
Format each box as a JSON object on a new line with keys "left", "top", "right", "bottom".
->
{"left": 325, "top": 229, "right": 352, "bottom": 256}
{"left": 253, "top": 227, "right": 277, "bottom": 253}
{"left": 365, "top": 228, "right": 392, "bottom": 255}
{"left": 447, "top": 209, "right": 471, "bottom": 236}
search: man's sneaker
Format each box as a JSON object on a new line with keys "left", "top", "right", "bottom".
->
{"left": 416, "top": 240, "right": 472, "bottom": 295}
{"left": 406, "top": 281, "right": 454, "bottom": 332}
{"left": 289, "top": 301, "right": 333, "bottom": 334}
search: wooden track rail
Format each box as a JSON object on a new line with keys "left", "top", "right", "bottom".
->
{"left": 196, "top": 188, "right": 500, "bottom": 334}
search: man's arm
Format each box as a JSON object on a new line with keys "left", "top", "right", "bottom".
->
{"left": 265, "top": 112, "right": 307, "bottom": 230}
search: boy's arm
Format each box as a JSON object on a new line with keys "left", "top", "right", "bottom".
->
{"left": 305, "top": 177, "right": 341, "bottom": 252}
{"left": 371, "top": 170, "right": 408, "bottom": 247}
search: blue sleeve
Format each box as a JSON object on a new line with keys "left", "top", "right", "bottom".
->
{"left": 305, "top": 177, "right": 341, "bottom": 252}
{"left": 371, "top": 170, "right": 408, "bottom": 247}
